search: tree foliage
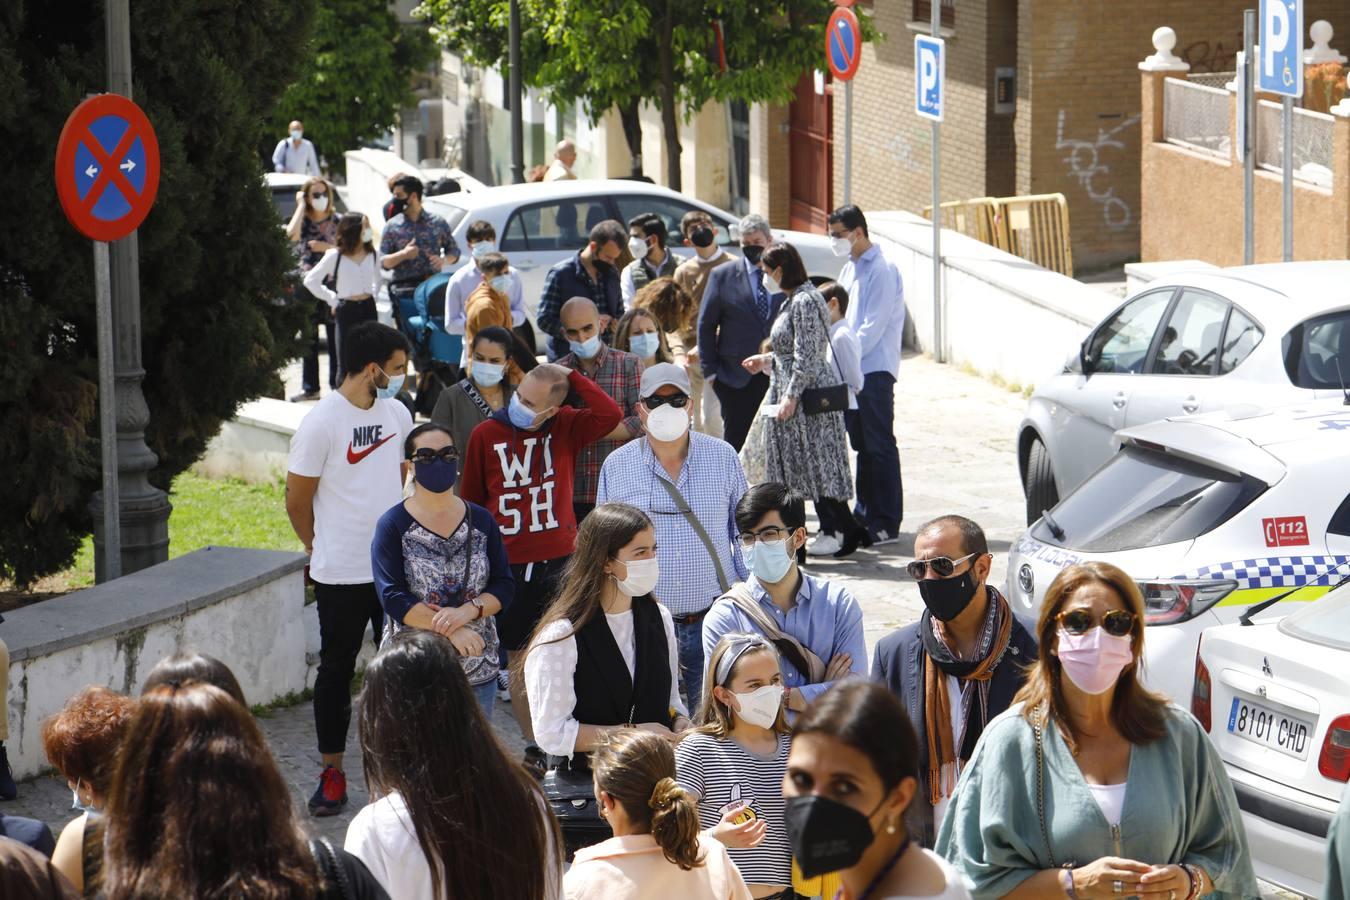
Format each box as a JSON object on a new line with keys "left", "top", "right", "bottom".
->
{"left": 267, "top": 0, "right": 437, "bottom": 172}
{"left": 0, "top": 0, "right": 312, "bottom": 586}
{"left": 415, "top": 0, "right": 875, "bottom": 188}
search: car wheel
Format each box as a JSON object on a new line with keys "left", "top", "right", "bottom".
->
{"left": 1024, "top": 437, "right": 1059, "bottom": 526}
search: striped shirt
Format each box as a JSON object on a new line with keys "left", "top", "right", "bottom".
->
{"left": 673, "top": 732, "right": 793, "bottom": 887}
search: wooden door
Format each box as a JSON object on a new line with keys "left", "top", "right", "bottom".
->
{"left": 788, "top": 71, "right": 832, "bottom": 233}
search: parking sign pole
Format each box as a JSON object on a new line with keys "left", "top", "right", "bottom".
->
{"left": 844, "top": 80, "right": 853, "bottom": 205}
{"left": 1243, "top": 9, "right": 1255, "bottom": 265}
{"left": 1282, "top": 95, "right": 1294, "bottom": 261}
{"left": 93, "top": 240, "right": 121, "bottom": 580}
{"left": 930, "top": 1, "right": 943, "bottom": 364}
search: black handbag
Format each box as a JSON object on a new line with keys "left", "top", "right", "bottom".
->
{"left": 542, "top": 757, "right": 612, "bottom": 861}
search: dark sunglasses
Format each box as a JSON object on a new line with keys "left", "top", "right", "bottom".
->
{"left": 906, "top": 552, "right": 977, "bottom": 580}
{"left": 643, "top": 393, "right": 690, "bottom": 410}
{"left": 1057, "top": 608, "right": 1136, "bottom": 637}
{"left": 408, "top": 446, "right": 458, "bottom": 465}
{"left": 309, "top": 191, "right": 328, "bottom": 199}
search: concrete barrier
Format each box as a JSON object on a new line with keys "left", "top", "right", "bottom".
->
{"left": 3, "top": 546, "right": 308, "bottom": 779}
{"left": 196, "top": 398, "right": 306, "bottom": 484}
{"left": 868, "top": 211, "right": 1119, "bottom": 391}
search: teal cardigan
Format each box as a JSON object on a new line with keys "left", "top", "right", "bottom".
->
{"left": 936, "top": 703, "right": 1259, "bottom": 899}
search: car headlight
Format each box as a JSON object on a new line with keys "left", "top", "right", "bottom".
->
{"left": 1137, "top": 579, "right": 1237, "bottom": 625}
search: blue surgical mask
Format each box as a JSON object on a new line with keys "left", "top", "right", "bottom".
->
{"left": 414, "top": 458, "right": 458, "bottom": 493}
{"left": 630, "top": 332, "right": 661, "bottom": 359}
{"left": 508, "top": 394, "right": 539, "bottom": 429}
{"left": 490, "top": 274, "right": 512, "bottom": 293}
{"left": 569, "top": 335, "right": 603, "bottom": 360}
{"left": 290, "top": 129, "right": 303, "bottom": 141}
{"left": 72, "top": 780, "right": 94, "bottom": 813}
{"left": 471, "top": 240, "right": 497, "bottom": 259}
{"left": 375, "top": 369, "right": 405, "bottom": 400}
{"left": 747, "top": 538, "right": 794, "bottom": 584}
{"left": 473, "top": 361, "right": 505, "bottom": 387}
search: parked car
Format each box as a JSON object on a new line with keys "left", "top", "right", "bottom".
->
{"left": 265, "top": 172, "right": 348, "bottom": 222}
{"left": 1017, "top": 261, "right": 1350, "bottom": 525}
{"left": 1006, "top": 399, "right": 1350, "bottom": 704}
{"left": 1193, "top": 584, "right": 1350, "bottom": 897}
{"left": 421, "top": 179, "right": 847, "bottom": 347}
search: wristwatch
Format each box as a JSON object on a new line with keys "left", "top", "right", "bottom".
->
{"left": 470, "top": 597, "right": 484, "bottom": 619}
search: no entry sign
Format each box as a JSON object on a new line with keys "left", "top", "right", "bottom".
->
{"left": 826, "top": 7, "right": 862, "bottom": 82}
{"left": 55, "top": 94, "right": 160, "bottom": 242}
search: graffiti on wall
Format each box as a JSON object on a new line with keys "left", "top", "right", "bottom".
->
{"left": 1055, "top": 110, "right": 1141, "bottom": 230}
{"left": 1182, "top": 36, "right": 1242, "bottom": 74}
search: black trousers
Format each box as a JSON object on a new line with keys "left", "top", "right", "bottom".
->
{"left": 300, "top": 287, "right": 337, "bottom": 394}
{"left": 500, "top": 558, "right": 568, "bottom": 651}
{"left": 313, "top": 581, "right": 384, "bottom": 755}
{"left": 334, "top": 298, "right": 378, "bottom": 383}
{"left": 712, "top": 373, "right": 770, "bottom": 453}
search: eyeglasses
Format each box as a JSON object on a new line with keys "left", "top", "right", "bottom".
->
{"left": 737, "top": 526, "right": 792, "bottom": 549}
{"left": 1057, "top": 608, "right": 1136, "bottom": 637}
{"left": 906, "top": 552, "right": 978, "bottom": 580}
{"left": 643, "top": 393, "right": 690, "bottom": 410}
{"left": 408, "top": 446, "right": 458, "bottom": 465}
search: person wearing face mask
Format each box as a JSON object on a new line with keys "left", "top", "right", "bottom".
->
{"left": 597, "top": 364, "right": 750, "bottom": 704}
{"left": 937, "top": 562, "right": 1258, "bottom": 900}
{"left": 558, "top": 297, "right": 645, "bottom": 523}
{"left": 870, "top": 515, "right": 1036, "bottom": 848}
{"left": 675, "top": 634, "right": 797, "bottom": 898}
{"left": 462, "top": 252, "right": 527, "bottom": 381}
{"left": 444, "top": 220, "right": 526, "bottom": 357}
{"left": 697, "top": 213, "right": 786, "bottom": 452}
{"left": 461, "top": 362, "right": 622, "bottom": 772}
{"left": 539, "top": 219, "right": 627, "bottom": 361}
{"left": 673, "top": 212, "right": 733, "bottom": 438}
{"left": 784, "top": 680, "right": 972, "bottom": 900}
{"left": 286, "top": 322, "right": 415, "bottom": 816}
{"left": 380, "top": 175, "right": 460, "bottom": 330}
{"left": 288, "top": 176, "right": 341, "bottom": 401}
{"left": 615, "top": 307, "right": 674, "bottom": 368}
{"left": 703, "top": 483, "right": 865, "bottom": 717}
{"left": 272, "top": 118, "right": 320, "bottom": 174}
{"left": 304, "top": 213, "right": 382, "bottom": 383}
{"left": 621, "top": 214, "right": 679, "bottom": 305}
{"left": 371, "top": 423, "right": 514, "bottom": 712}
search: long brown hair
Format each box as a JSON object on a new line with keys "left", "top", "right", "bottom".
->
{"left": 696, "top": 634, "right": 790, "bottom": 738}
{"left": 592, "top": 730, "right": 703, "bottom": 870}
{"left": 335, "top": 212, "right": 373, "bottom": 256}
{"left": 633, "top": 276, "right": 696, "bottom": 335}
{"left": 300, "top": 176, "right": 332, "bottom": 218}
{"left": 359, "top": 630, "right": 560, "bottom": 900}
{"left": 1015, "top": 561, "right": 1168, "bottom": 752}
{"left": 101, "top": 683, "right": 322, "bottom": 900}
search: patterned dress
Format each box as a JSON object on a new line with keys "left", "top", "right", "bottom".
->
{"left": 762, "top": 286, "right": 853, "bottom": 501}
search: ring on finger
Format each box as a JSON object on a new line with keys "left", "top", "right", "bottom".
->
{"left": 1169, "top": 891, "right": 1176, "bottom": 900}
{"left": 1113, "top": 880, "right": 1124, "bottom": 895}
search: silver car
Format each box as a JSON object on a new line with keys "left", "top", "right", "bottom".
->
{"left": 1017, "top": 261, "right": 1350, "bottom": 525}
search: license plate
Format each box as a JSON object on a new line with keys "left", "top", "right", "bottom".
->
{"left": 1227, "top": 697, "right": 1313, "bottom": 760}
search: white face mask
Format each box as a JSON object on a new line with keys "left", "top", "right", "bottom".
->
{"left": 612, "top": 556, "right": 660, "bottom": 597}
{"left": 731, "top": 684, "right": 782, "bottom": 730}
{"left": 762, "top": 272, "right": 782, "bottom": 295}
{"left": 311, "top": 196, "right": 328, "bottom": 212}
{"left": 628, "top": 236, "right": 649, "bottom": 259}
{"left": 471, "top": 240, "right": 497, "bottom": 259}
{"left": 646, "top": 402, "right": 690, "bottom": 442}
{"left": 361, "top": 228, "right": 374, "bottom": 243}
{"left": 290, "top": 129, "right": 303, "bottom": 141}
{"left": 830, "top": 233, "right": 853, "bottom": 257}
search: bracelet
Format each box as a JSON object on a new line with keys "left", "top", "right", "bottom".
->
{"left": 1060, "top": 868, "right": 1078, "bottom": 899}
{"left": 1182, "top": 864, "right": 1203, "bottom": 900}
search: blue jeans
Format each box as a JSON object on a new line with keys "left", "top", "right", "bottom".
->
{"left": 471, "top": 678, "right": 497, "bottom": 716}
{"left": 851, "top": 372, "right": 902, "bottom": 535}
{"left": 673, "top": 620, "right": 706, "bottom": 715}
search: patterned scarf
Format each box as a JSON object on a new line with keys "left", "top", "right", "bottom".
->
{"left": 921, "top": 585, "right": 1014, "bottom": 806}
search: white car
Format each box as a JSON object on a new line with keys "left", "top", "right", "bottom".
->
{"left": 421, "top": 179, "right": 846, "bottom": 343}
{"left": 1007, "top": 399, "right": 1350, "bottom": 704}
{"left": 1193, "top": 586, "right": 1350, "bottom": 897}
{"left": 264, "top": 172, "right": 348, "bottom": 222}
{"left": 1018, "top": 262, "right": 1350, "bottom": 525}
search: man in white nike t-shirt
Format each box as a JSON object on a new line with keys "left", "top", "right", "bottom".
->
{"left": 286, "top": 321, "right": 413, "bottom": 818}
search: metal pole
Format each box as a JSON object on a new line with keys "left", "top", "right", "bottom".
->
{"left": 508, "top": 0, "right": 525, "bottom": 184}
{"left": 1243, "top": 9, "right": 1256, "bottom": 265}
{"left": 843, "top": 81, "right": 853, "bottom": 205}
{"left": 930, "top": 2, "right": 943, "bottom": 364}
{"left": 1282, "top": 95, "right": 1294, "bottom": 261}
{"left": 94, "top": 242, "right": 121, "bottom": 581}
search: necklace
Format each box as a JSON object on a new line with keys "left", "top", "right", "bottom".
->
{"left": 838, "top": 836, "right": 912, "bottom": 900}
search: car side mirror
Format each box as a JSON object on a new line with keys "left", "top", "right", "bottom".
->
{"left": 1078, "top": 340, "right": 1094, "bottom": 377}
{"left": 727, "top": 223, "right": 741, "bottom": 243}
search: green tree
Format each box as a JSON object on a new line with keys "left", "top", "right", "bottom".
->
{"left": 416, "top": 0, "right": 875, "bottom": 190}
{"left": 0, "top": 0, "right": 312, "bottom": 586}
{"left": 268, "top": 0, "right": 437, "bottom": 173}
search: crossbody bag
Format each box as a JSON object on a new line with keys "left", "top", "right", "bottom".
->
{"left": 655, "top": 477, "right": 731, "bottom": 592}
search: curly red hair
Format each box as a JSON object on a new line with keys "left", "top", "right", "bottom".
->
{"left": 41, "top": 685, "right": 135, "bottom": 795}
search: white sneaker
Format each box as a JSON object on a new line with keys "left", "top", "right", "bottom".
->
{"left": 496, "top": 670, "right": 511, "bottom": 702}
{"left": 810, "top": 533, "right": 841, "bottom": 555}
{"left": 870, "top": 530, "right": 901, "bottom": 546}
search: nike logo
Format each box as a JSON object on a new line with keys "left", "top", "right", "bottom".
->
{"left": 347, "top": 433, "right": 397, "bottom": 464}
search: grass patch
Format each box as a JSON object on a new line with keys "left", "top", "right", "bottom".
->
{"left": 251, "top": 686, "right": 315, "bottom": 719}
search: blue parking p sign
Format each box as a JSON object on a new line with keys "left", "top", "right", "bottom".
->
{"left": 915, "top": 35, "right": 945, "bottom": 122}
{"left": 1258, "top": 0, "right": 1303, "bottom": 98}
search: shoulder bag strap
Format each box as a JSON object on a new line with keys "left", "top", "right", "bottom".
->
{"left": 655, "top": 475, "right": 730, "bottom": 592}
{"left": 1033, "top": 704, "right": 1059, "bottom": 869}
{"left": 461, "top": 379, "right": 494, "bottom": 419}
{"left": 312, "top": 837, "right": 352, "bottom": 900}
{"left": 721, "top": 584, "right": 828, "bottom": 683}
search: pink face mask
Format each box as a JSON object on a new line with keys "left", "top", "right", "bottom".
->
{"left": 1056, "top": 626, "right": 1134, "bottom": 695}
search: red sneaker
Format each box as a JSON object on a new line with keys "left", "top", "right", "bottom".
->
{"left": 307, "top": 765, "right": 347, "bottom": 817}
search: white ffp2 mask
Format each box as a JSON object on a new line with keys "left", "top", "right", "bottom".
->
{"left": 732, "top": 684, "right": 782, "bottom": 729}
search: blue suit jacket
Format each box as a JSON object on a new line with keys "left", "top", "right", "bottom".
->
{"left": 697, "top": 258, "right": 785, "bottom": 389}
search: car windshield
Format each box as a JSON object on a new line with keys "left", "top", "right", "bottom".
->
{"left": 1030, "top": 445, "right": 1267, "bottom": 552}
{"left": 1279, "top": 584, "right": 1350, "bottom": 651}
{"left": 1283, "top": 309, "right": 1350, "bottom": 390}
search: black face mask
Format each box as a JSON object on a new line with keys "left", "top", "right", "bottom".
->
{"left": 690, "top": 226, "right": 715, "bottom": 248}
{"left": 785, "top": 794, "right": 880, "bottom": 878}
{"left": 917, "top": 569, "right": 980, "bottom": 622}
{"left": 388, "top": 196, "right": 407, "bottom": 217}
{"left": 741, "top": 244, "right": 764, "bottom": 265}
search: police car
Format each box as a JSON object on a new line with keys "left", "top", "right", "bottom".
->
{"left": 1007, "top": 399, "right": 1350, "bottom": 703}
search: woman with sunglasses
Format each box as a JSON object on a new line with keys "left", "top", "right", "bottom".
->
{"left": 937, "top": 562, "right": 1258, "bottom": 900}
{"left": 288, "top": 176, "right": 341, "bottom": 401}
{"left": 371, "top": 422, "right": 514, "bottom": 712}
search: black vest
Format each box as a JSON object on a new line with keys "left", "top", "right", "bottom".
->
{"left": 572, "top": 596, "right": 673, "bottom": 730}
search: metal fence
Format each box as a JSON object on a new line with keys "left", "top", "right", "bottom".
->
{"left": 1188, "top": 71, "right": 1236, "bottom": 90}
{"left": 1163, "top": 77, "right": 1232, "bottom": 158}
{"left": 1255, "top": 100, "right": 1335, "bottom": 187}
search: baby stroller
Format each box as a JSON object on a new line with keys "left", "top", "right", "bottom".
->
{"left": 394, "top": 272, "right": 464, "bottom": 417}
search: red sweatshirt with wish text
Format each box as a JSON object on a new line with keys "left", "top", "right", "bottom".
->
{"left": 461, "top": 369, "right": 622, "bottom": 564}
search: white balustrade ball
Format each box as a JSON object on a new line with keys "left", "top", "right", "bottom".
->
{"left": 1152, "top": 26, "right": 1178, "bottom": 53}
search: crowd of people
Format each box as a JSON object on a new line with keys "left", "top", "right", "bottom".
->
{"left": 5, "top": 159, "right": 1350, "bottom": 899}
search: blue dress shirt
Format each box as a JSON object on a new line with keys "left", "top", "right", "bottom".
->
{"left": 837, "top": 243, "right": 905, "bottom": 378}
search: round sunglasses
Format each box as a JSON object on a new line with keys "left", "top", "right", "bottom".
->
{"left": 1056, "top": 608, "right": 1136, "bottom": 637}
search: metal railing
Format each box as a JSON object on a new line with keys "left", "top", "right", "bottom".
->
{"left": 923, "top": 193, "right": 1074, "bottom": 277}
{"left": 1188, "top": 71, "right": 1237, "bottom": 90}
{"left": 1163, "top": 77, "right": 1232, "bottom": 158}
{"left": 1255, "top": 100, "right": 1335, "bottom": 187}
